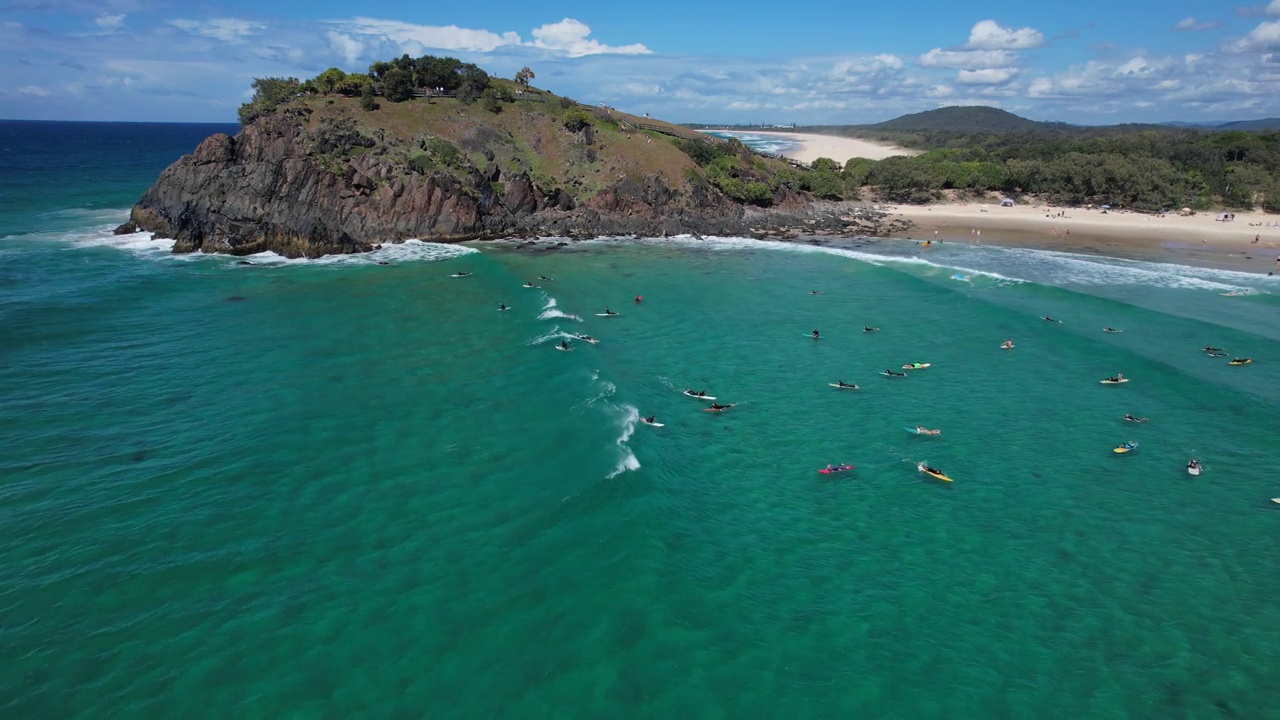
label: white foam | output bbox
[983,246,1273,292]
[606,404,641,479]
[538,308,583,322]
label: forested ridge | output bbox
[780,107,1280,212]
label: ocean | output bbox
[2,120,1279,718]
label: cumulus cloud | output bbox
[168,18,265,43]
[529,19,650,56]
[1229,19,1280,51]
[1174,17,1221,31]
[966,20,1044,50]
[19,85,51,97]
[919,48,1016,69]
[326,31,365,66]
[957,68,1019,85]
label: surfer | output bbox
[884,369,906,377]
[499,302,507,311]
[645,415,657,424]
[1187,458,1201,472]
[1122,413,1147,423]
[1001,339,1014,349]
[915,425,940,435]
[836,380,856,388]
[1203,345,1225,354]
[576,334,595,342]
[863,326,879,333]
[685,389,706,397]
[811,329,820,339]
[1104,373,1125,382]
[604,307,616,315]
[559,340,570,350]
[523,282,535,288]
[1042,315,1062,323]
[922,463,943,476]
[708,403,731,411]
[810,289,823,295]
[634,295,642,304]
[539,275,554,281]
[1104,327,1120,333]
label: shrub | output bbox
[563,107,592,132]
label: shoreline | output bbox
[705,130,917,164]
[886,201,1280,276]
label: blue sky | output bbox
[3,0,1280,124]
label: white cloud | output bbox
[919,48,1016,69]
[326,31,364,66]
[341,17,520,52]
[1114,57,1151,75]
[1270,1,1280,16]
[956,67,1019,85]
[94,14,124,31]
[529,19,650,56]
[168,18,265,43]
[18,85,51,97]
[966,20,1044,50]
[1174,17,1221,31]
[1229,20,1280,51]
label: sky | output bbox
[3,0,1280,125]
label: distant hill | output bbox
[868,106,1059,134]
[1215,118,1280,132]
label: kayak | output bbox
[1100,378,1130,384]
[640,419,665,428]
[682,390,716,401]
[917,462,953,482]
[818,464,855,475]
[880,371,907,378]
[829,383,859,390]
[1229,358,1252,365]
[902,363,931,370]
[1113,442,1138,454]
[704,404,734,413]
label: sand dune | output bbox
[752,131,917,164]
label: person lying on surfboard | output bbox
[1104,373,1125,382]
[922,464,943,476]
[836,380,856,388]
[645,415,657,424]
[915,425,941,435]
[604,307,616,315]
[811,329,820,338]
[884,369,906,377]
[499,303,507,311]
[707,403,731,411]
[863,326,879,332]
[1122,413,1147,422]
[1187,459,1201,471]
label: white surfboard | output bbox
[682,391,716,400]
[641,420,665,427]
[829,383,859,390]
[1100,378,1130,384]
[554,345,573,352]
[595,312,620,317]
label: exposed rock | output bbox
[120,111,906,258]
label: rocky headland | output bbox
[119,65,908,257]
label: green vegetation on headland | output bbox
[123,55,905,258]
[792,107,1280,212]
[234,54,834,209]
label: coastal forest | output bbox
[800,107,1280,212]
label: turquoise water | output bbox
[3,123,1280,718]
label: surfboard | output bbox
[595,313,620,317]
[902,363,931,370]
[1104,328,1123,333]
[863,328,880,333]
[450,273,471,278]
[905,427,939,435]
[641,419,664,427]
[554,346,573,352]
[682,391,716,401]
[703,404,734,413]
[522,284,540,289]
[880,371,906,378]
[829,383,859,390]
[817,465,854,474]
[1229,358,1252,365]
[1001,343,1014,349]
[1100,378,1130,384]
[1272,498,1280,505]
[497,307,510,312]
[1187,464,1201,476]
[1113,444,1137,454]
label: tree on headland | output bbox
[315,68,347,95]
[515,67,535,88]
[238,77,302,124]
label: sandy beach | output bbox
[713,130,916,164]
[888,201,1280,274]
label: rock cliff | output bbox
[120,103,905,257]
